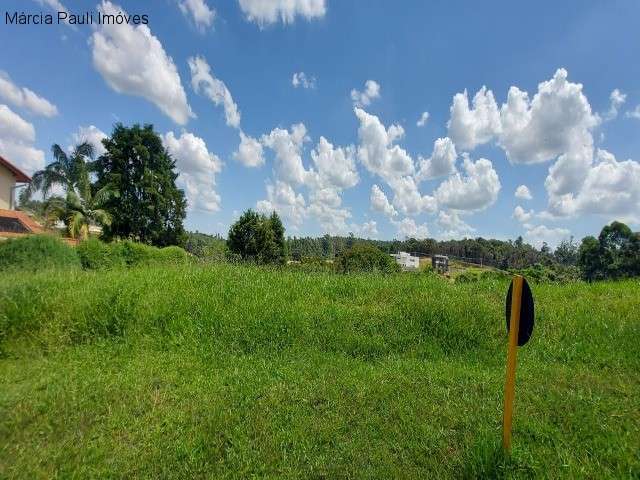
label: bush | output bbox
[77,237,125,270]
[287,256,334,273]
[77,239,189,270]
[111,240,156,267]
[0,235,80,272]
[335,244,400,274]
[156,246,190,264]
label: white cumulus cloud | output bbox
[354,107,413,181]
[261,123,310,185]
[0,104,45,174]
[308,137,358,190]
[178,0,216,32]
[626,105,640,120]
[355,220,378,238]
[189,55,241,129]
[257,180,307,227]
[292,72,316,89]
[70,125,108,157]
[0,71,58,117]
[351,80,381,108]
[434,155,501,211]
[387,175,437,216]
[515,184,532,200]
[393,217,429,239]
[91,1,193,125]
[499,69,599,166]
[305,137,359,233]
[234,131,264,167]
[603,88,626,121]
[524,224,571,249]
[416,111,430,127]
[546,149,640,222]
[162,131,223,212]
[417,136,457,181]
[437,210,475,239]
[447,86,501,151]
[238,0,326,26]
[513,205,534,223]
[370,184,397,217]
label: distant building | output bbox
[0,155,45,240]
[391,251,420,270]
[0,155,30,210]
[432,254,449,273]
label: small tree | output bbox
[227,210,286,264]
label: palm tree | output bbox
[25,142,95,199]
[66,179,117,241]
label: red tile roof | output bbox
[0,209,43,234]
[0,155,31,183]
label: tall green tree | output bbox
[599,221,635,278]
[578,236,603,281]
[268,211,287,263]
[94,124,187,246]
[227,209,286,264]
[554,236,579,266]
[578,221,640,280]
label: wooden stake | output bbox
[502,274,523,452]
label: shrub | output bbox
[0,235,80,272]
[111,240,156,266]
[335,244,400,274]
[287,256,334,273]
[77,239,190,270]
[77,237,125,270]
[157,246,190,264]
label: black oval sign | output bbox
[505,278,535,346]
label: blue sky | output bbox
[1,0,639,246]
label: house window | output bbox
[0,217,29,233]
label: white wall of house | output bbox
[391,251,420,269]
[0,163,16,210]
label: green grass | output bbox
[0,234,80,272]
[1,264,639,478]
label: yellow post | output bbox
[502,274,523,452]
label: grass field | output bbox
[1,264,639,478]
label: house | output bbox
[432,254,449,273]
[0,155,31,210]
[391,251,420,270]
[0,155,43,239]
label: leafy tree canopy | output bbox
[579,221,640,280]
[94,124,187,247]
[227,209,286,264]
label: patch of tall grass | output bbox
[0,234,80,272]
[0,264,638,478]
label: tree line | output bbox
[287,234,562,269]
[18,122,638,282]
